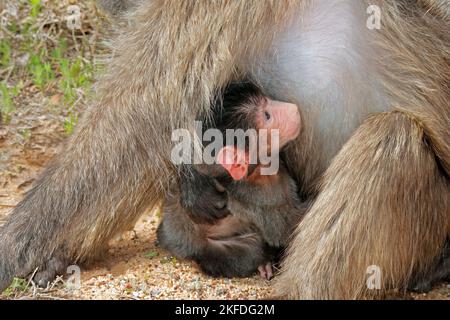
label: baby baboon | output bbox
[0,1,449,299]
[158,81,304,279]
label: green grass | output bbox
[20,128,31,140]
[28,52,55,90]
[63,113,78,135]
[0,39,12,67]
[1,278,28,297]
[144,251,160,259]
[0,81,20,124]
[0,0,100,133]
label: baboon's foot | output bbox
[32,255,70,288]
[408,250,450,293]
[408,279,433,293]
[258,262,274,280]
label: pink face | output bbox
[255,97,301,153]
[217,97,301,181]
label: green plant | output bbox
[0,39,12,68]
[29,0,42,19]
[28,51,56,90]
[0,81,18,123]
[63,113,78,135]
[1,0,99,131]
[1,278,28,297]
[20,128,31,140]
[144,251,159,259]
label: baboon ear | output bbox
[216,146,249,181]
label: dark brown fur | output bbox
[158,164,304,278]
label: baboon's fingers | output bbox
[275,111,450,299]
[180,170,231,224]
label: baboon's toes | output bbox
[258,262,274,280]
[32,256,69,288]
[408,280,433,293]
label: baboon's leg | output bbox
[0,1,299,292]
[275,111,450,299]
[194,238,268,279]
[0,146,164,289]
[409,240,450,292]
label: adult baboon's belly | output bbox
[252,0,390,166]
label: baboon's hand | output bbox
[180,169,230,224]
[188,183,230,224]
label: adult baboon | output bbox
[0,0,449,299]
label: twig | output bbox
[26,267,39,289]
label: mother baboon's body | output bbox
[0,0,449,299]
